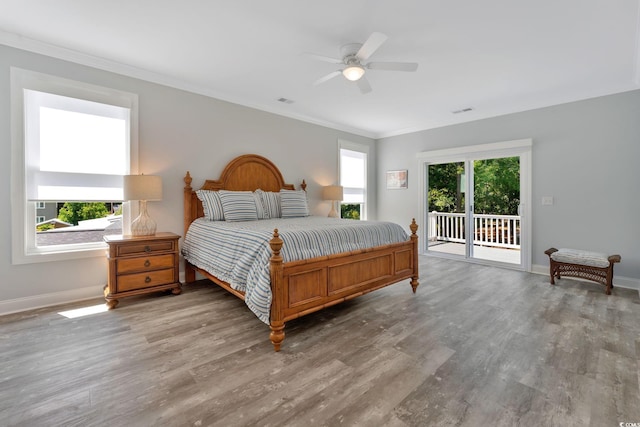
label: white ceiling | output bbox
[2,1,640,138]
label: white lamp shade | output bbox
[323,185,344,201]
[123,175,163,201]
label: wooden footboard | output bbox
[268,220,419,351]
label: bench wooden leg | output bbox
[545,248,558,285]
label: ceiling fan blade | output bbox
[367,61,419,72]
[356,76,372,94]
[304,53,343,64]
[313,70,342,86]
[356,32,388,61]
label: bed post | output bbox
[269,229,285,352]
[183,171,196,283]
[410,218,419,293]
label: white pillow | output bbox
[253,191,267,219]
[255,189,281,218]
[195,190,224,221]
[218,190,259,222]
[280,189,309,218]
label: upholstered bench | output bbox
[544,248,621,295]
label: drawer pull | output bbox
[144,260,151,267]
[145,276,151,283]
[144,246,151,253]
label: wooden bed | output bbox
[183,154,419,351]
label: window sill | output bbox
[12,244,107,265]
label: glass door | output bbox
[426,156,523,268]
[427,161,467,257]
[470,156,521,265]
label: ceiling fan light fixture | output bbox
[309,32,417,93]
[342,65,365,81]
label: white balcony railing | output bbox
[428,211,521,249]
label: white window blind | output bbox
[25,89,129,201]
[340,148,366,204]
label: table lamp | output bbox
[123,174,163,236]
[322,185,344,218]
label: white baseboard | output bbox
[1,272,189,316]
[1,268,635,317]
[0,285,104,316]
[531,264,640,291]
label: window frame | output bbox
[338,140,369,220]
[10,68,139,264]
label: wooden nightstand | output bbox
[104,232,182,309]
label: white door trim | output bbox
[417,139,532,271]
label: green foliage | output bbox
[428,157,519,215]
[114,204,123,215]
[58,202,109,225]
[36,223,55,231]
[428,188,455,212]
[341,204,361,220]
[428,162,465,212]
[473,157,520,215]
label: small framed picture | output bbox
[386,170,408,189]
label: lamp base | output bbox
[327,201,339,218]
[131,200,157,236]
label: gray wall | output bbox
[377,90,640,281]
[0,44,375,313]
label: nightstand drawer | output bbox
[117,268,176,292]
[115,240,176,257]
[117,254,175,274]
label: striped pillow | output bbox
[196,190,225,221]
[218,190,259,222]
[280,189,309,218]
[253,191,267,219]
[255,189,281,218]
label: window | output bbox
[339,141,369,220]
[11,68,138,264]
[36,216,46,223]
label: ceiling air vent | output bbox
[452,107,473,114]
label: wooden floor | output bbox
[1,257,639,426]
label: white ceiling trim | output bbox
[0,30,377,139]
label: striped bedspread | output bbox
[182,217,409,324]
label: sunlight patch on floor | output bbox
[58,304,108,319]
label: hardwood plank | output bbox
[0,257,638,426]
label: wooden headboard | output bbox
[183,154,302,237]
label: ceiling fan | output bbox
[307,32,418,94]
